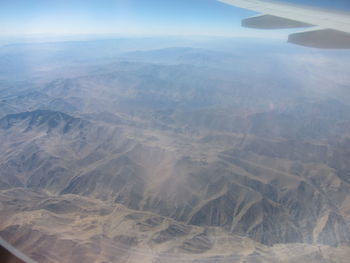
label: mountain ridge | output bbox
[0,109,87,133]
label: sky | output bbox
[0,0,349,37]
[0,0,253,37]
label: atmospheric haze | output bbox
[1,0,350,263]
[0,36,350,262]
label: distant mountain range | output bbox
[0,38,350,263]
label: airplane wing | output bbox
[218,0,350,49]
[0,237,37,263]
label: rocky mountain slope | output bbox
[1,38,350,262]
[0,107,349,251]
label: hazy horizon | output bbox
[1,1,350,263]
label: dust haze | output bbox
[0,37,350,262]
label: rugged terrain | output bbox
[0,37,350,262]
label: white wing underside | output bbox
[218,0,350,48]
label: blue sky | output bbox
[0,0,253,36]
[0,0,349,37]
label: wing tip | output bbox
[242,14,314,29]
[288,29,350,49]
